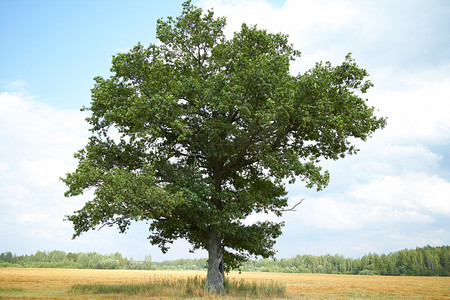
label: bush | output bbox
[0,261,10,268]
[99,259,120,269]
[358,269,378,275]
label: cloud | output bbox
[299,141,450,230]
[370,76,450,143]
[0,91,89,243]
[6,80,28,90]
[199,0,360,35]
[0,91,88,184]
[344,142,443,181]
[350,172,450,216]
[292,193,436,232]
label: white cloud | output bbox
[199,0,359,35]
[0,91,89,242]
[370,77,450,143]
[383,229,450,252]
[299,144,450,229]
[0,162,9,171]
[300,196,361,230]
[7,80,28,90]
[0,184,33,207]
[17,212,49,224]
[349,142,443,178]
[292,193,436,232]
[350,172,450,216]
[20,158,70,188]
[0,91,88,186]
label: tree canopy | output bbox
[62,1,386,293]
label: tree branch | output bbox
[222,118,262,174]
[257,198,305,213]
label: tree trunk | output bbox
[205,229,225,294]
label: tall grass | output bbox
[70,276,287,298]
[225,278,286,298]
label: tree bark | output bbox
[205,229,225,294]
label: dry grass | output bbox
[245,272,450,299]
[0,267,449,299]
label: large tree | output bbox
[62,1,386,293]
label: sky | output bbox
[1,0,449,262]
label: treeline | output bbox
[1,245,448,276]
[0,251,152,270]
[240,245,449,276]
[153,258,208,270]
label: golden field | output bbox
[0,267,449,299]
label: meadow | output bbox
[0,267,449,299]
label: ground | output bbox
[0,268,449,299]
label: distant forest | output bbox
[1,245,448,276]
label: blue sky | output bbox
[1,0,449,261]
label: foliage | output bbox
[0,250,150,270]
[1,245,448,276]
[238,245,450,276]
[358,269,378,275]
[152,258,208,270]
[61,0,386,279]
[153,245,450,276]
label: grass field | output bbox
[0,268,449,299]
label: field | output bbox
[0,268,449,299]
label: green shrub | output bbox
[358,269,379,275]
[0,261,10,268]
